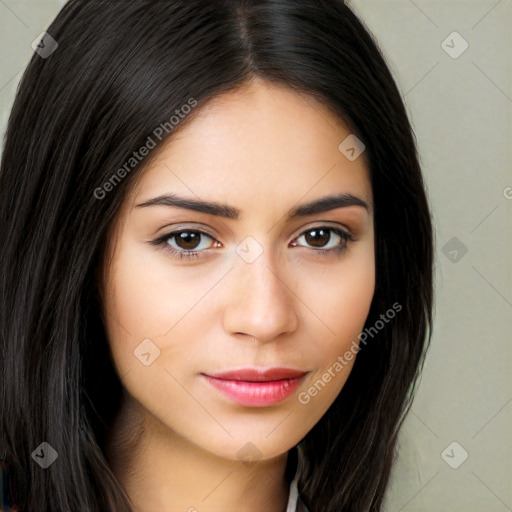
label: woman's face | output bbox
[102,78,375,462]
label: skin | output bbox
[101,77,375,512]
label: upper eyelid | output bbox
[158,219,355,235]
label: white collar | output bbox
[285,462,309,512]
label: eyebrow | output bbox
[135,192,371,220]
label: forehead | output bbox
[129,79,372,212]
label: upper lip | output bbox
[203,367,307,382]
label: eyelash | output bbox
[150,226,356,261]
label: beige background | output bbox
[1,1,511,511]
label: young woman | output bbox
[0,1,434,511]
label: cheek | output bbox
[301,245,375,396]
[103,239,208,340]
[312,247,375,345]
[102,238,229,381]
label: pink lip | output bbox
[201,367,307,407]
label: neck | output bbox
[105,395,290,512]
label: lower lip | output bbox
[202,374,304,407]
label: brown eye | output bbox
[295,227,352,252]
[303,228,332,248]
[171,231,206,251]
[149,229,219,261]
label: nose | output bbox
[222,248,299,343]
